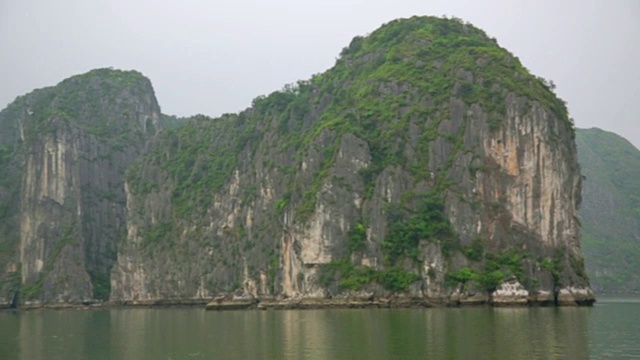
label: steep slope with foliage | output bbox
[112,16,592,306]
[577,128,640,293]
[0,69,162,306]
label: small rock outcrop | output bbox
[491,279,528,306]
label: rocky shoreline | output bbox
[1,293,595,312]
[203,292,595,310]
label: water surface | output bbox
[0,297,637,359]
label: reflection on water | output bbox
[0,299,637,359]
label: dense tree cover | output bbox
[383,192,454,264]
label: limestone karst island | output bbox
[0,16,596,309]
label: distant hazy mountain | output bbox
[577,128,640,294]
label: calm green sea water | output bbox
[0,297,638,359]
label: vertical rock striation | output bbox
[0,69,161,305]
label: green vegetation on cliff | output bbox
[11,69,153,144]
[577,128,640,293]
[383,192,455,263]
[447,250,526,292]
[318,260,421,292]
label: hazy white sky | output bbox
[1,0,638,147]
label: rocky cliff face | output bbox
[110,17,593,306]
[0,69,161,306]
[0,17,594,307]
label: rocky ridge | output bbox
[0,16,594,308]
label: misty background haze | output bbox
[1,0,638,147]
